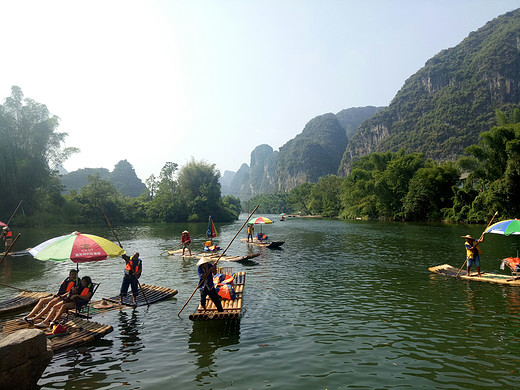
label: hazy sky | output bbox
[1,1,518,181]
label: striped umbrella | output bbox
[29,232,125,264]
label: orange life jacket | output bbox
[3,230,12,239]
[125,258,141,275]
[80,284,92,297]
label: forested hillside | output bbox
[227,107,382,198]
[339,8,520,175]
[61,160,146,197]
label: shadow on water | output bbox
[188,320,241,383]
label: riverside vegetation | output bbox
[1,84,518,226]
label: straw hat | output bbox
[197,256,214,266]
[182,230,189,234]
[93,299,114,309]
[461,234,473,240]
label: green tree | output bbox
[0,86,77,217]
[403,161,460,221]
[288,183,315,215]
[309,175,344,217]
[177,159,222,221]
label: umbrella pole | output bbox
[98,206,150,307]
[456,211,498,277]
[177,205,259,317]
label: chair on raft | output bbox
[501,258,520,280]
[65,282,100,320]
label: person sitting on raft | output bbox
[257,232,268,243]
[21,269,80,324]
[197,257,223,312]
[204,241,220,252]
[34,276,95,328]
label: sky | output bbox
[1,0,519,181]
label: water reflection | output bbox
[188,320,241,383]
[117,309,143,357]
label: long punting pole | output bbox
[98,206,150,306]
[0,233,21,266]
[456,211,498,277]
[6,200,23,226]
[177,205,259,317]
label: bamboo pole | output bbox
[0,282,29,292]
[177,205,259,316]
[456,211,498,277]
[6,200,23,226]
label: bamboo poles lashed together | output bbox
[98,206,150,307]
[456,211,498,277]
[159,242,183,256]
[177,204,259,317]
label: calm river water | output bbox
[1,215,520,389]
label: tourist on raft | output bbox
[197,256,223,312]
[120,252,142,306]
[21,269,80,324]
[181,230,192,256]
[247,224,254,242]
[33,276,95,328]
[2,226,13,252]
[462,234,485,277]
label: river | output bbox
[1,215,520,389]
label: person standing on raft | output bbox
[462,234,485,277]
[2,226,13,252]
[120,252,142,306]
[247,224,254,242]
[197,257,223,312]
[181,230,192,256]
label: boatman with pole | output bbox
[181,230,192,256]
[2,226,13,252]
[120,252,143,306]
[462,234,485,277]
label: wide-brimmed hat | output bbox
[461,234,474,239]
[182,230,189,234]
[93,299,114,309]
[196,256,214,266]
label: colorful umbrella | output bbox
[248,217,273,225]
[484,219,520,236]
[484,219,520,257]
[0,221,7,227]
[279,213,286,216]
[29,231,125,263]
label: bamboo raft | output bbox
[0,249,32,257]
[240,238,284,248]
[429,264,520,285]
[0,291,52,315]
[168,249,261,262]
[103,284,178,308]
[1,316,113,352]
[189,268,246,321]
